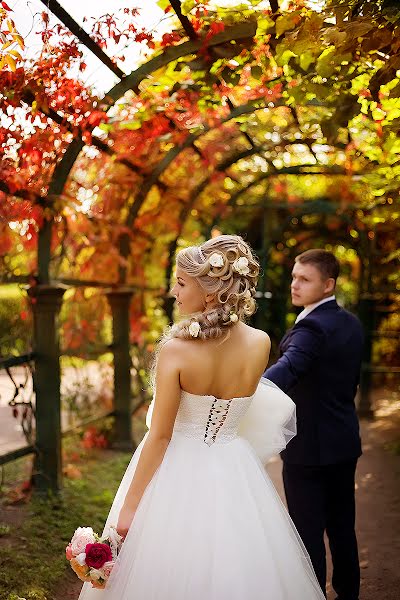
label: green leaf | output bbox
[299,52,315,72]
[255,15,274,37]
[98,123,113,133]
[276,13,300,38]
[120,121,142,130]
[276,47,297,67]
[372,107,386,121]
[180,0,196,17]
[316,47,336,78]
[156,0,170,10]
[305,83,332,100]
[251,65,263,79]
[228,71,241,86]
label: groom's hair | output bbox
[295,249,340,281]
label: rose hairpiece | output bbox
[208,252,224,268]
[232,256,250,275]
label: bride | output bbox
[77,235,324,599]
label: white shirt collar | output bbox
[295,295,336,324]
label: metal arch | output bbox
[223,166,359,212]
[210,168,363,231]
[2,100,333,209]
[120,133,366,283]
[45,21,258,204]
[39,139,85,283]
[39,22,257,282]
[38,14,344,283]
[123,100,278,229]
[160,159,365,288]
[121,99,341,230]
[169,164,360,234]
[105,22,256,102]
[169,0,197,39]
[117,146,262,282]
[163,177,358,313]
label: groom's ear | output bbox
[324,278,335,294]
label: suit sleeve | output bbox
[263,319,326,393]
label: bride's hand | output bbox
[116,504,136,540]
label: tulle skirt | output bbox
[77,431,324,599]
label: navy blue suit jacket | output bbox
[264,300,363,465]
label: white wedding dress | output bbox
[78,379,324,599]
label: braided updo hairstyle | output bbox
[164,235,260,343]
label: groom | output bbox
[263,249,363,600]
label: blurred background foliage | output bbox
[1,0,399,397]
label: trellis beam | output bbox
[169,0,198,40]
[107,22,257,101]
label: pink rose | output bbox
[85,543,112,569]
[65,544,73,561]
[100,561,115,580]
[70,527,96,556]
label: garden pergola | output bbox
[1,0,399,492]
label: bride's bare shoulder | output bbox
[159,337,197,358]
[240,323,271,347]
[159,338,186,352]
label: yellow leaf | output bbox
[5,53,16,71]
[13,33,24,49]
[276,13,300,38]
[8,50,21,60]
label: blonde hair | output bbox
[164,235,259,343]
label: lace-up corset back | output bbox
[173,391,254,445]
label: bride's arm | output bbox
[117,341,181,538]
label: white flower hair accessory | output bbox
[189,321,201,337]
[233,256,250,275]
[230,313,239,323]
[208,252,224,268]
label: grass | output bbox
[0,443,132,600]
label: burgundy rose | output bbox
[85,543,112,569]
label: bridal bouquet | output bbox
[66,525,123,589]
